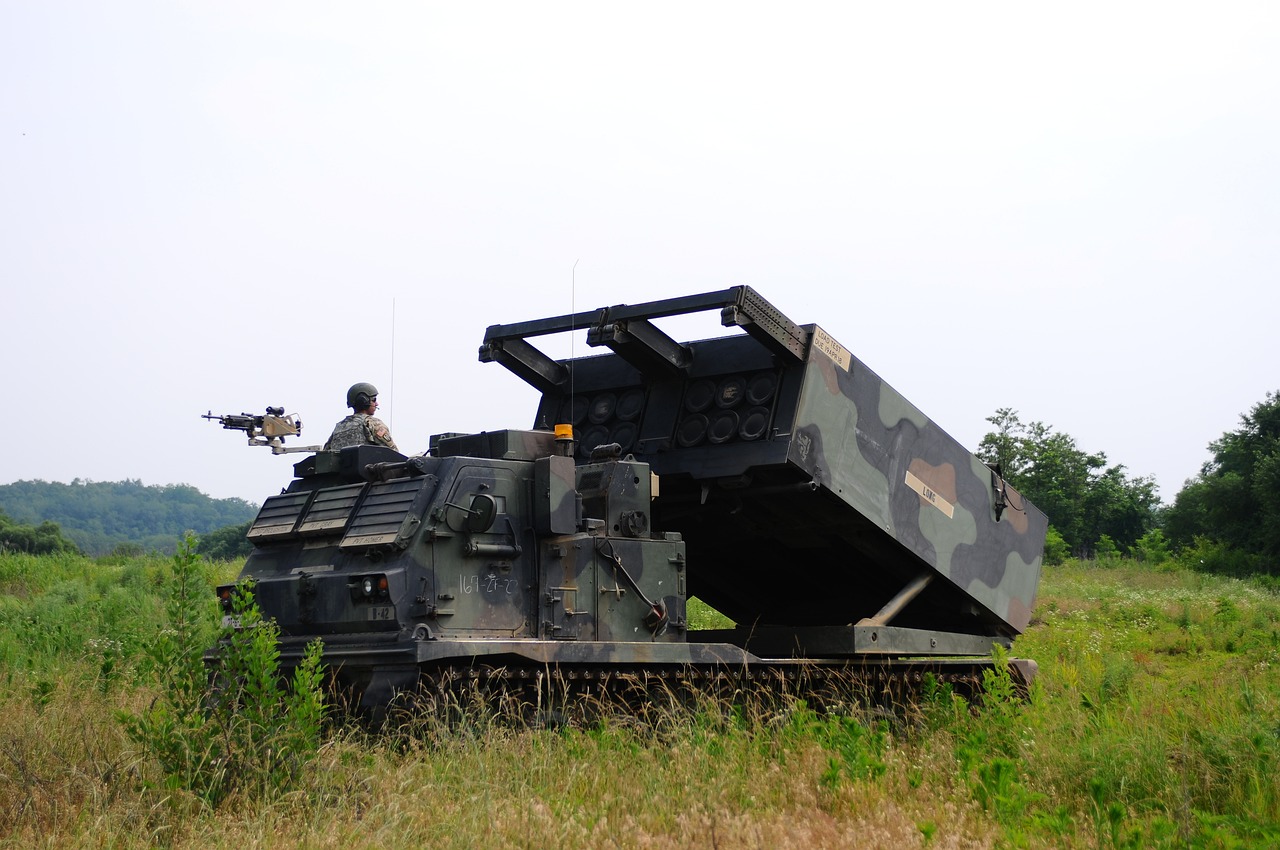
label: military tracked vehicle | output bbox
[214,287,1047,715]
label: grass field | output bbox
[0,548,1276,848]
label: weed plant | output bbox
[118,537,326,806]
[0,548,1277,848]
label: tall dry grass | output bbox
[0,549,1277,848]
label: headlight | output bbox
[216,584,236,613]
[349,574,390,603]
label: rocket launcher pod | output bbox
[480,286,1047,659]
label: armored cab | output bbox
[480,287,1048,661]
[223,287,1046,712]
[230,439,710,709]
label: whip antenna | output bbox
[570,260,578,404]
[389,297,396,429]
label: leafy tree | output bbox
[0,509,80,555]
[198,521,253,561]
[1084,465,1161,553]
[977,409,1160,558]
[980,407,1028,479]
[1165,391,1280,568]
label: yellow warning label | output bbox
[811,326,851,370]
[905,470,955,519]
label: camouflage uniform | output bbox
[324,413,399,452]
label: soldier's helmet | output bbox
[346,382,379,410]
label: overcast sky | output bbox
[3,2,1277,507]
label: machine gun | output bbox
[202,407,321,454]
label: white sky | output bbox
[3,2,1277,506]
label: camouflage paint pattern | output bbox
[789,326,1044,632]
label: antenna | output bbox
[389,297,396,429]
[571,260,579,407]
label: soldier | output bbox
[324,382,400,452]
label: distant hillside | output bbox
[0,479,258,556]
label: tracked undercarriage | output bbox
[312,653,1036,727]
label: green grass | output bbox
[0,550,1277,848]
[687,596,734,630]
[1009,561,1280,846]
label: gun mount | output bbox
[214,288,1047,717]
[202,407,321,454]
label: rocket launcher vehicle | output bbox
[221,286,1046,714]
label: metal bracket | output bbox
[478,337,570,394]
[479,286,810,389]
[719,286,808,361]
[587,317,691,377]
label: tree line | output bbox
[0,479,257,557]
[1162,391,1280,572]
[3,392,1277,574]
[979,390,1280,574]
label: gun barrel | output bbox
[202,412,257,430]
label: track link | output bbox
[381,657,1028,727]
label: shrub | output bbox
[118,535,325,805]
[0,511,79,556]
[1130,528,1172,565]
[1094,534,1121,565]
[1042,526,1070,566]
[197,521,253,561]
[1177,536,1262,576]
